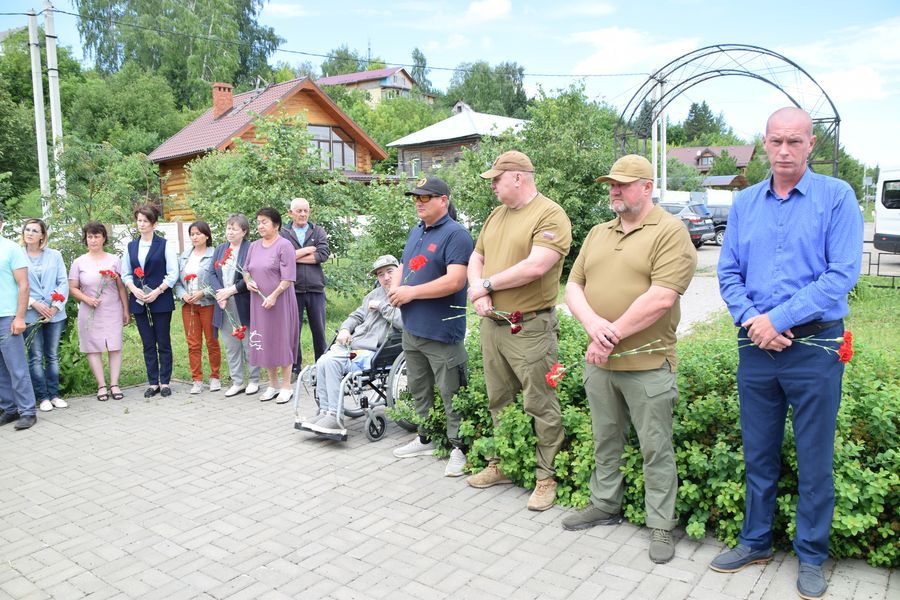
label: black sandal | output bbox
[97,386,109,401]
[110,385,124,400]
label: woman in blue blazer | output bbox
[121,204,177,397]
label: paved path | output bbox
[0,262,895,599]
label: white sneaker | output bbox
[445,448,467,477]
[224,384,244,397]
[299,412,326,430]
[39,399,53,412]
[208,378,221,392]
[310,413,344,434]
[245,382,260,395]
[51,397,68,408]
[190,381,203,394]
[393,436,435,459]
[259,387,278,402]
[275,388,293,404]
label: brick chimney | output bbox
[211,82,234,119]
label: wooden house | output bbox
[667,144,756,175]
[316,67,435,106]
[148,78,388,221]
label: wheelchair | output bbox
[292,328,416,442]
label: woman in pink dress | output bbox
[244,207,299,404]
[67,222,131,401]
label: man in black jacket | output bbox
[280,197,330,373]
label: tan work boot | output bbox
[527,478,557,511]
[466,463,513,488]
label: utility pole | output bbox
[27,10,51,219]
[659,80,667,201]
[44,1,66,200]
[651,82,658,198]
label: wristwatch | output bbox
[482,279,493,293]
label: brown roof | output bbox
[668,145,755,169]
[148,77,387,163]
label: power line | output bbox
[45,7,648,80]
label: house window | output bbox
[308,125,357,171]
[699,155,713,166]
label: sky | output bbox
[2,0,899,171]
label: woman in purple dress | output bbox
[68,222,131,401]
[244,207,299,404]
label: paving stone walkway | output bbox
[0,381,896,600]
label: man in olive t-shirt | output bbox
[466,150,572,512]
[562,155,696,565]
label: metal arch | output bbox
[614,43,841,176]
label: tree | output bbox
[666,158,703,192]
[0,28,84,108]
[708,150,738,176]
[444,61,529,118]
[744,141,769,186]
[683,101,722,143]
[446,84,618,269]
[410,47,432,93]
[320,44,385,77]
[72,0,282,108]
[186,112,354,255]
[0,80,38,208]
[65,62,196,155]
[633,100,654,139]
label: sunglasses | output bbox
[412,195,439,204]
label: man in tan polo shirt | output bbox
[466,150,572,511]
[562,154,696,564]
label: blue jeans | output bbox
[26,319,65,401]
[0,315,37,417]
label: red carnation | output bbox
[134,267,145,279]
[509,311,523,324]
[545,362,566,388]
[51,292,65,302]
[427,243,437,252]
[510,324,522,334]
[837,342,853,363]
[843,331,853,344]
[409,255,428,271]
[184,274,197,282]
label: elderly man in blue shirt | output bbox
[711,107,863,600]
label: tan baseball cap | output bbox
[595,154,653,183]
[479,150,534,179]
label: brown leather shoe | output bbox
[527,478,557,511]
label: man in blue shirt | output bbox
[0,210,38,430]
[712,107,863,600]
[388,176,474,477]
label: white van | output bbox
[874,169,900,253]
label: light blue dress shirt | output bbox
[717,169,863,333]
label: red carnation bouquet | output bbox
[737,330,854,364]
[445,304,525,334]
[545,339,669,388]
[24,292,66,349]
[89,269,118,324]
[216,246,265,300]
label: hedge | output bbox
[391,313,899,568]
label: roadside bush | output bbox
[407,311,899,567]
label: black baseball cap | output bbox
[405,176,450,198]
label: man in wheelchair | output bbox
[300,255,403,435]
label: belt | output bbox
[791,319,841,338]
[488,307,553,325]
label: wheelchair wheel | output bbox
[341,372,366,419]
[365,415,386,441]
[386,353,417,432]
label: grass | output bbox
[679,275,898,359]
[110,289,366,388]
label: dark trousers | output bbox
[294,291,326,371]
[134,311,173,385]
[736,322,844,565]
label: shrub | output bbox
[408,311,899,567]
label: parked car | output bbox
[708,204,731,245]
[659,202,716,248]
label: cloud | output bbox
[265,3,314,18]
[464,0,511,22]
[569,27,699,75]
[556,3,616,17]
